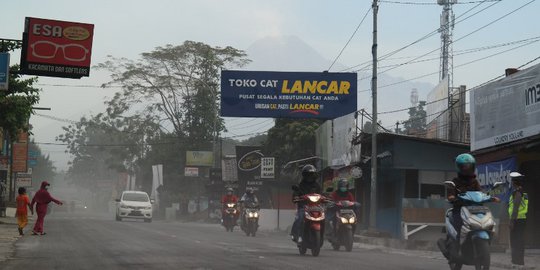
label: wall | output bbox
[392,139,468,171]
[258,209,296,231]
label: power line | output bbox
[35,83,121,89]
[327,6,372,71]
[379,0,501,5]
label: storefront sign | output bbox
[184,167,199,177]
[20,17,94,78]
[221,70,357,119]
[471,64,540,151]
[16,172,32,187]
[260,157,275,179]
[476,157,516,202]
[222,156,238,182]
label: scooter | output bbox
[438,181,503,270]
[222,203,238,232]
[327,200,358,252]
[292,185,327,257]
[241,202,260,237]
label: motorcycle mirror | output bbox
[444,181,456,188]
[492,182,504,190]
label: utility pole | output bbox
[369,0,379,231]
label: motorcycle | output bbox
[327,200,358,252]
[438,181,503,270]
[241,202,260,237]
[222,202,238,232]
[292,185,327,257]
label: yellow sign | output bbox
[186,151,214,167]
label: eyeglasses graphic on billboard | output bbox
[20,17,94,79]
[31,41,89,62]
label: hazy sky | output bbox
[2,0,539,169]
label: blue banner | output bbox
[0,53,9,90]
[221,70,357,119]
[476,157,516,203]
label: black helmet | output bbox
[301,164,317,183]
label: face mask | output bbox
[339,187,347,192]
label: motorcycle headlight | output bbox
[349,217,356,223]
[254,212,259,218]
[248,212,254,218]
[340,217,349,224]
[307,195,321,203]
[227,203,235,208]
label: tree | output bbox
[403,101,427,136]
[28,142,56,187]
[0,42,40,139]
[97,41,250,150]
[264,119,322,167]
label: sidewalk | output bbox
[354,234,538,269]
[0,208,24,263]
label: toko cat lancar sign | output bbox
[221,70,357,119]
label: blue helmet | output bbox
[455,153,476,175]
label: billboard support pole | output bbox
[369,0,379,232]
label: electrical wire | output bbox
[379,0,502,5]
[327,6,372,71]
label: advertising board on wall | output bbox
[186,151,214,167]
[476,157,516,203]
[471,64,540,151]
[222,156,238,182]
[260,157,275,179]
[221,70,357,119]
[184,167,199,177]
[12,132,29,173]
[16,172,32,188]
[20,17,94,78]
[0,53,9,90]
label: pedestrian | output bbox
[31,181,63,235]
[508,172,529,269]
[16,187,33,235]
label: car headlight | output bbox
[307,195,321,203]
[227,203,235,208]
[120,203,127,208]
[340,217,349,224]
[144,206,152,210]
[349,217,356,223]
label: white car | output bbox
[115,191,153,223]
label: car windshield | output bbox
[123,193,149,202]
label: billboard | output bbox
[471,64,540,151]
[236,146,264,190]
[0,53,9,90]
[186,151,214,167]
[16,173,32,188]
[426,78,449,140]
[20,17,94,78]
[260,157,275,179]
[12,132,28,173]
[476,157,516,203]
[222,156,238,182]
[221,70,357,119]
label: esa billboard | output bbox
[20,17,94,78]
[221,70,357,119]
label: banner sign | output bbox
[184,167,199,177]
[20,17,94,78]
[471,64,540,151]
[261,157,275,179]
[221,70,357,119]
[186,151,214,167]
[0,53,9,90]
[222,156,238,182]
[12,132,29,173]
[16,172,32,188]
[476,157,516,203]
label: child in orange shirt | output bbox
[16,187,33,235]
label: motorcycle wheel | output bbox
[474,239,490,270]
[449,262,462,270]
[332,243,340,251]
[344,229,354,252]
[250,222,257,237]
[311,231,321,257]
[299,244,307,255]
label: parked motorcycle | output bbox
[327,200,358,252]
[222,202,238,232]
[241,202,260,237]
[292,185,327,257]
[438,181,503,270]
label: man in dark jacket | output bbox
[291,164,321,243]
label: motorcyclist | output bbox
[221,188,239,219]
[291,164,321,243]
[328,179,357,239]
[443,153,499,257]
[239,188,260,228]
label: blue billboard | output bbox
[476,157,516,203]
[0,53,9,90]
[221,70,357,119]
